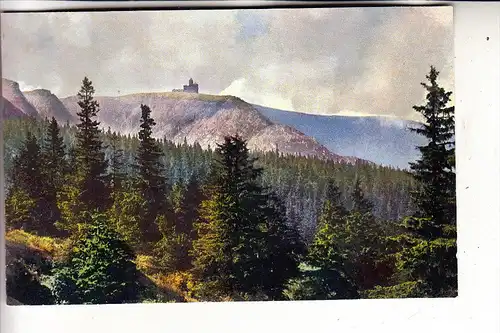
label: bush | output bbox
[52,213,142,304]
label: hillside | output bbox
[60,93,353,162]
[1,77,425,167]
[2,78,39,118]
[255,105,427,169]
[24,89,76,124]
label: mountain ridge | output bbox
[2,79,363,164]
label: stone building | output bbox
[172,78,199,93]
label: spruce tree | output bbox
[408,65,456,236]
[42,117,67,191]
[351,176,373,215]
[400,66,457,296]
[192,135,300,300]
[41,117,67,234]
[134,104,166,243]
[301,180,359,299]
[74,77,110,211]
[372,66,457,298]
[109,131,126,191]
[52,213,142,304]
[5,132,50,233]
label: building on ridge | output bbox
[172,78,199,93]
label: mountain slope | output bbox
[61,93,356,162]
[254,105,427,169]
[2,78,39,118]
[1,97,26,119]
[23,89,76,124]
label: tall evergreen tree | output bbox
[74,77,110,211]
[372,66,457,298]
[192,135,301,300]
[351,176,374,215]
[300,180,359,299]
[5,132,52,234]
[408,66,456,236]
[109,131,126,191]
[40,117,67,234]
[400,66,457,296]
[42,117,67,191]
[134,104,166,243]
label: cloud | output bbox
[1,7,453,120]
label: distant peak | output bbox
[24,88,53,95]
[2,78,20,88]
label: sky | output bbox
[1,6,453,121]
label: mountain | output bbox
[61,92,354,162]
[1,78,39,118]
[23,89,76,124]
[254,105,427,169]
[1,97,26,119]
[2,77,422,167]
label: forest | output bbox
[4,66,457,304]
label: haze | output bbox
[1,6,453,121]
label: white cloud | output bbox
[1,7,453,120]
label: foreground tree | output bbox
[134,104,166,243]
[290,180,358,300]
[74,76,110,211]
[41,117,67,235]
[5,132,54,234]
[52,213,141,304]
[191,135,302,300]
[372,66,457,298]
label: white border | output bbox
[1,2,499,333]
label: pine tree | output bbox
[134,104,166,243]
[260,194,305,300]
[371,66,457,298]
[408,65,456,237]
[192,135,299,300]
[40,117,67,234]
[74,77,110,211]
[42,117,67,191]
[52,213,142,304]
[351,176,374,215]
[109,131,126,191]
[300,180,359,299]
[399,66,457,296]
[5,132,50,233]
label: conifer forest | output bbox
[3,66,457,304]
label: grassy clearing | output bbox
[5,229,70,260]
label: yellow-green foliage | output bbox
[364,281,425,299]
[148,272,198,302]
[135,254,154,274]
[6,229,71,260]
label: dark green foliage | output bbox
[260,194,305,299]
[109,131,126,191]
[409,66,456,234]
[6,252,55,305]
[40,117,67,235]
[74,77,111,211]
[134,104,166,243]
[42,117,68,191]
[52,213,141,304]
[301,180,360,299]
[351,176,374,215]
[376,66,457,298]
[5,132,55,234]
[284,265,359,300]
[192,135,302,300]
